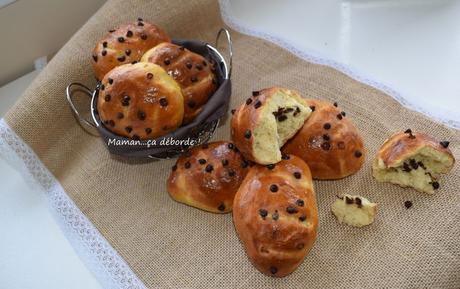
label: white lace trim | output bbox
[0,119,147,289]
[218,0,460,130]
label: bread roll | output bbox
[92,19,170,80]
[233,154,318,277]
[97,62,184,140]
[231,87,312,165]
[331,194,377,227]
[372,130,455,194]
[141,42,217,124]
[283,99,365,179]
[167,141,250,213]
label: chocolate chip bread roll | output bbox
[141,42,217,124]
[231,87,312,165]
[97,62,184,140]
[283,99,365,179]
[233,155,318,277]
[372,130,455,194]
[167,141,250,213]
[92,19,170,80]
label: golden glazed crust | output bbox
[97,62,184,140]
[92,19,170,80]
[282,99,365,179]
[232,155,318,277]
[167,141,250,213]
[141,42,217,123]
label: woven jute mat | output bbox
[5,0,460,288]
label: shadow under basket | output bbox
[67,28,232,160]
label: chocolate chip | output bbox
[125,126,132,133]
[205,164,213,173]
[293,172,301,179]
[199,159,206,165]
[116,112,124,119]
[231,109,236,114]
[355,197,362,208]
[202,60,207,66]
[245,98,253,105]
[228,169,236,177]
[104,94,111,101]
[404,128,416,139]
[118,36,125,43]
[323,123,331,130]
[296,199,304,207]
[172,164,177,171]
[137,21,144,26]
[296,243,305,250]
[254,101,262,109]
[418,161,426,170]
[131,61,138,64]
[117,55,126,62]
[138,111,146,120]
[270,184,278,192]
[272,210,279,221]
[354,150,362,158]
[286,206,298,214]
[345,196,354,204]
[432,181,440,190]
[187,100,196,108]
[341,111,346,116]
[403,163,411,172]
[122,95,130,106]
[259,209,268,218]
[145,128,152,134]
[252,91,260,96]
[196,64,203,70]
[191,76,198,82]
[140,33,147,40]
[337,141,345,150]
[218,203,225,211]
[404,201,413,209]
[337,114,343,120]
[125,48,131,56]
[299,214,306,222]
[185,62,192,69]
[270,266,278,275]
[92,55,98,62]
[221,159,228,166]
[108,78,113,84]
[284,108,294,113]
[101,50,107,56]
[241,160,249,168]
[281,153,290,160]
[184,161,191,169]
[333,102,338,107]
[277,114,288,122]
[102,41,108,48]
[227,143,234,150]
[126,30,133,37]
[321,142,331,151]
[266,164,275,170]
[109,29,115,33]
[146,73,153,79]
[410,159,418,169]
[309,105,315,112]
[108,120,115,127]
[440,141,450,148]
[244,130,251,139]
[164,58,171,65]
[323,134,330,141]
[159,97,168,107]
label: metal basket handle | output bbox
[65,82,99,136]
[216,28,233,78]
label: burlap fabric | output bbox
[5,0,460,288]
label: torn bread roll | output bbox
[331,194,377,227]
[231,87,312,165]
[372,130,455,194]
[233,155,318,277]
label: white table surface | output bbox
[1,1,459,288]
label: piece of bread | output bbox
[97,62,184,140]
[92,19,170,80]
[231,87,312,165]
[167,141,250,213]
[282,99,365,179]
[372,130,455,194]
[331,194,377,227]
[141,42,217,124]
[232,154,318,277]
